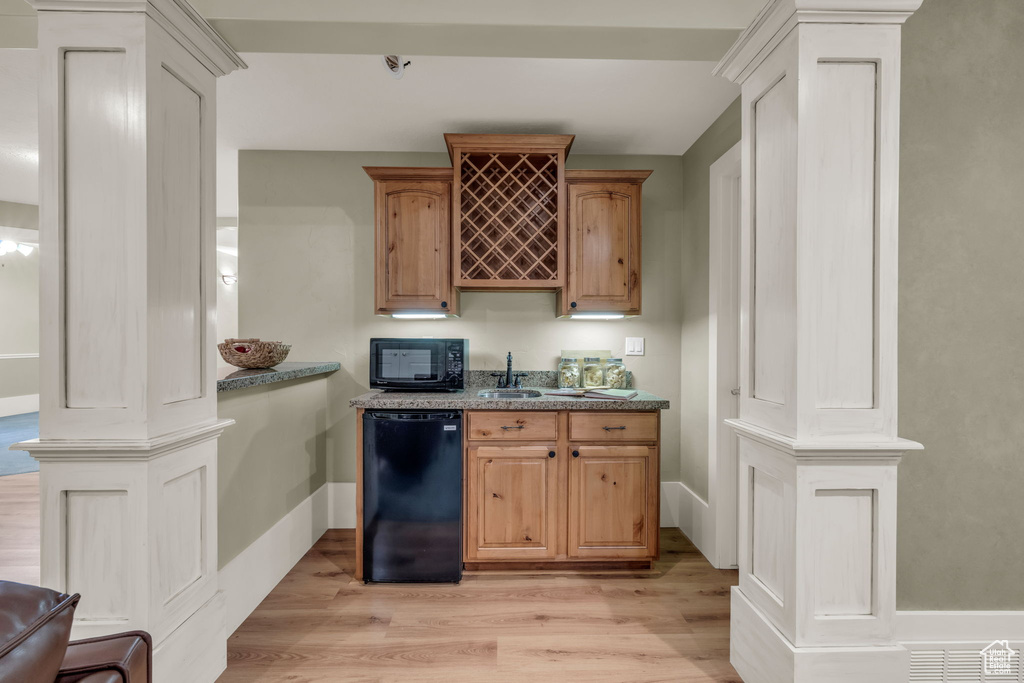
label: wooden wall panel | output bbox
[157,467,204,603]
[157,67,203,405]
[811,489,875,617]
[812,61,877,410]
[751,75,796,407]
[751,467,786,603]
[66,489,129,620]
[63,50,129,409]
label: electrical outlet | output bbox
[625,337,644,356]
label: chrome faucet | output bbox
[491,351,527,389]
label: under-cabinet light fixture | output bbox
[569,314,626,320]
[392,313,448,320]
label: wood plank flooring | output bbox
[220,529,740,683]
[0,474,739,681]
[0,471,40,586]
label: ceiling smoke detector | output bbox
[382,55,411,80]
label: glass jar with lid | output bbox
[583,357,605,388]
[605,358,626,389]
[558,358,581,388]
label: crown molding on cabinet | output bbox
[29,0,247,76]
[564,169,653,183]
[713,0,923,83]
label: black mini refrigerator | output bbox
[362,410,462,583]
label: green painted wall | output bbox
[217,375,330,568]
[673,0,1024,610]
[897,0,1024,610]
[237,150,687,485]
[678,98,741,501]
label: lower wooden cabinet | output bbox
[465,444,560,561]
[464,410,660,567]
[568,445,658,559]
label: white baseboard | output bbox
[329,481,356,528]
[219,483,329,635]
[660,481,681,527]
[732,587,909,683]
[897,611,1024,643]
[0,393,38,418]
[153,591,226,683]
[661,480,713,561]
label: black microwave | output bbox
[369,338,467,392]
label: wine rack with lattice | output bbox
[458,151,560,283]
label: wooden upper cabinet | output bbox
[560,170,651,317]
[446,134,574,290]
[364,167,457,315]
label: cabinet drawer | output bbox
[568,412,658,442]
[467,411,559,440]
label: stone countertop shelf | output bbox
[349,387,669,411]
[217,361,340,393]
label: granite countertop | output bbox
[349,387,669,411]
[217,361,340,393]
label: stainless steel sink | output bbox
[477,389,542,399]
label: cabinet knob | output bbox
[548,451,556,458]
[570,301,578,308]
[441,301,448,309]
[572,450,580,458]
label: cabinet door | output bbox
[568,445,657,558]
[373,178,454,314]
[564,182,641,315]
[466,445,560,561]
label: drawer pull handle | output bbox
[572,450,580,458]
[548,451,556,458]
[500,425,525,431]
[603,426,627,431]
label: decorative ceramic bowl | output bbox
[218,338,291,369]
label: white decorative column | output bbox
[20,2,245,681]
[714,2,922,681]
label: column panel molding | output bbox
[28,2,243,681]
[715,2,923,681]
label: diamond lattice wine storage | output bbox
[366,133,651,318]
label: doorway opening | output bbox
[706,141,741,569]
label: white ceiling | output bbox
[0,49,739,216]
[215,53,738,215]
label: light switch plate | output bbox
[625,337,644,356]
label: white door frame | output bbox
[706,141,741,569]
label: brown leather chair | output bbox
[0,581,151,683]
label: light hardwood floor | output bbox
[0,472,40,586]
[220,529,740,683]
[0,475,739,682]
